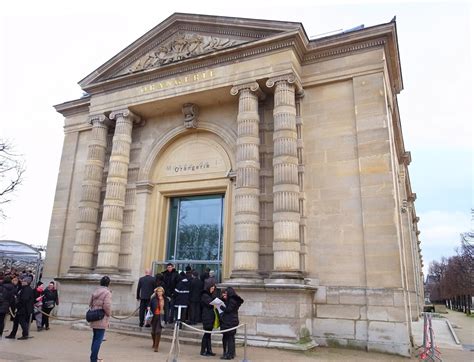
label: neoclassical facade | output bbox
[44,13,424,356]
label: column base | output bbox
[229,270,263,282]
[94,266,120,275]
[68,266,94,274]
[269,270,304,280]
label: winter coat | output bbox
[220,288,244,331]
[136,275,156,300]
[201,289,217,330]
[42,288,59,308]
[162,269,179,298]
[0,282,15,314]
[149,295,165,315]
[189,277,204,302]
[88,286,112,330]
[173,278,190,307]
[15,285,34,316]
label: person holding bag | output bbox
[88,276,112,362]
[148,286,165,352]
[200,281,217,357]
[41,281,59,330]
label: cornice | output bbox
[76,15,403,109]
[54,96,91,117]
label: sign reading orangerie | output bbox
[140,69,215,93]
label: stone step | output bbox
[107,321,233,346]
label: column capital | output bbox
[230,81,265,99]
[266,72,303,94]
[88,114,111,126]
[109,109,142,124]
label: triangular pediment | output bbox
[118,31,247,76]
[79,13,303,90]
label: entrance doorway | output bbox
[165,194,224,281]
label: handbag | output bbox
[145,309,153,325]
[44,300,55,309]
[86,308,105,322]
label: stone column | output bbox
[69,114,109,273]
[230,82,264,279]
[95,109,140,274]
[266,74,303,279]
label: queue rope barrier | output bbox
[166,321,248,362]
[7,305,141,323]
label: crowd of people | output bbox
[0,268,59,340]
[135,263,244,360]
[1,264,244,361]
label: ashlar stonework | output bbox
[45,13,423,357]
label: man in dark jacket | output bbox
[173,273,190,325]
[5,278,34,340]
[136,269,156,327]
[0,276,15,337]
[188,270,204,324]
[220,287,244,360]
[162,263,179,323]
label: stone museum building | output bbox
[44,13,424,356]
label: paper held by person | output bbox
[210,297,226,313]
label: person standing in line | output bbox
[200,281,217,357]
[89,276,112,362]
[162,263,179,323]
[0,276,15,338]
[32,281,45,331]
[188,270,204,325]
[136,269,156,327]
[173,272,190,326]
[41,281,59,330]
[220,287,244,360]
[5,277,34,340]
[148,286,165,352]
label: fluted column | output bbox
[69,114,109,273]
[95,109,140,274]
[230,82,264,280]
[266,74,303,279]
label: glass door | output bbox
[166,194,224,281]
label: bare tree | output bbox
[0,139,25,218]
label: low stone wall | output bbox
[313,286,411,356]
[55,275,135,318]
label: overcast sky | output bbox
[0,0,472,276]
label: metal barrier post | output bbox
[242,323,249,362]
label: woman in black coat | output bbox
[200,282,217,356]
[220,287,244,360]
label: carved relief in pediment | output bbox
[122,33,245,74]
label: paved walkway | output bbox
[411,309,473,361]
[0,320,411,362]
[1,310,472,361]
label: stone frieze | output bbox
[122,33,245,74]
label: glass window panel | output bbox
[166,194,224,266]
